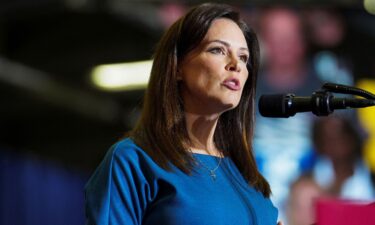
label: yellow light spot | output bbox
[91,60,153,91]
[357,79,375,172]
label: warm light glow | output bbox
[91,60,152,91]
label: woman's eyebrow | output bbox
[208,39,249,53]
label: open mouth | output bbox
[222,78,240,91]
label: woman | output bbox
[85,3,278,225]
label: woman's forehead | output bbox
[203,18,248,49]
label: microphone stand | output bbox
[308,83,375,116]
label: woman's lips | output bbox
[222,78,241,91]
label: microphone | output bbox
[258,92,375,118]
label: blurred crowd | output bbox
[251,6,375,225]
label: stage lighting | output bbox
[91,60,152,91]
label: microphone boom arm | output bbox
[258,83,375,118]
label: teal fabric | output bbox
[85,138,278,225]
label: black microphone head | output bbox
[258,94,290,118]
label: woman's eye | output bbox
[239,55,248,63]
[209,47,225,55]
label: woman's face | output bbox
[179,18,250,115]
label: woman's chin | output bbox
[217,101,240,113]
[184,97,241,115]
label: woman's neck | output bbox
[184,111,221,156]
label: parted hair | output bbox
[130,3,271,197]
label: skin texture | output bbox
[178,18,250,156]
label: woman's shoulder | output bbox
[111,138,140,154]
[107,138,150,164]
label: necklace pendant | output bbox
[209,170,217,181]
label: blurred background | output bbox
[0,0,374,225]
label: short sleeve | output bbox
[85,141,152,225]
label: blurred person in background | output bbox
[85,3,280,225]
[304,7,354,87]
[311,115,375,200]
[253,6,323,221]
[286,174,325,225]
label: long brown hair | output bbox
[130,3,271,197]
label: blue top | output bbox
[85,138,278,225]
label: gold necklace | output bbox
[190,147,223,181]
[195,156,222,181]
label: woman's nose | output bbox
[225,57,241,72]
